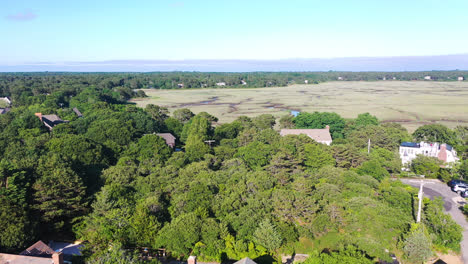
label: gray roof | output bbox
[233,257,257,264]
[73,107,83,117]
[20,240,55,257]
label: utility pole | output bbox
[416,175,426,223]
[417,180,424,223]
[367,138,371,154]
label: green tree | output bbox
[0,196,34,252]
[303,143,336,171]
[411,155,442,178]
[157,212,202,256]
[252,114,276,130]
[356,160,390,181]
[403,224,433,264]
[33,155,86,232]
[423,197,463,251]
[279,115,294,129]
[185,115,212,162]
[413,124,457,146]
[173,108,195,123]
[253,219,282,251]
[294,112,345,138]
[123,134,172,165]
[145,104,169,122]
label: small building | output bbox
[0,240,64,264]
[399,141,459,165]
[72,107,83,118]
[458,76,464,81]
[0,96,11,105]
[35,113,68,131]
[177,83,184,88]
[241,80,247,85]
[280,126,333,145]
[0,107,10,115]
[424,76,431,80]
[157,133,176,148]
[216,82,226,86]
[382,77,386,81]
[337,76,343,80]
[304,80,309,84]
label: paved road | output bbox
[400,178,468,264]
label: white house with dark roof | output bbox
[280,125,332,145]
[399,141,459,165]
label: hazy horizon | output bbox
[2,54,468,72]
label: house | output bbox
[458,76,464,81]
[0,108,10,115]
[280,126,333,145]
[157,133,176,148]
[72,107,83,118]
[0,240,64,264]
[177,83,184,88]
[0,96,11,105]
[35,113,68,130]
[241,80,247,85]
[424,76,431,80]
[234,257,257,264]
[337,77,343,80]
[399,141,459,165]
[216,82,226,86]
[304,80,309,84]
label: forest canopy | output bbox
[0,73,466,264]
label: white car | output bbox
[452,184,468,194]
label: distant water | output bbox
[1,54,468,72]
[291,111,300,117]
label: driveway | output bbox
[400,178,468,264]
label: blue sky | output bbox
[1,0,468,66]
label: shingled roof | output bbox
[157,133,176,148]
[20,240,55,258]
[233,257,257,264]
[280,126,332,144]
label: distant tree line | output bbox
[1,71,468,98]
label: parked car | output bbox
[461,190,468,198]
[452,183,468,193]
[448,179,467,187]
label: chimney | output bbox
[52,252,63,264]
[325,125,330,130]
[188,256,197,264]
[35,112,43,121]
[438,144,447,163]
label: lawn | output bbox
[130,81,468,132]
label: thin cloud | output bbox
[6,10,37,21]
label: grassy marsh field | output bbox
[131,81,468,131]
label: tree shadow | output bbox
[254,254,277,264]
